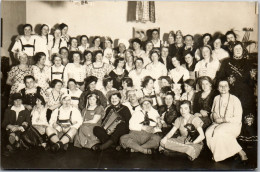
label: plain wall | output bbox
[25,1,258,46]
[1,1,26,57]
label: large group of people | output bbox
[2,23,257,164]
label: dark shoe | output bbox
[50,143,60,153]
[91,144,101,151]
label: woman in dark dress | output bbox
[109,57,128,90]
[193,76,217,130]
[218,41,257,143]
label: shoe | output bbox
[50,143,60,153]
[91,144,101,151]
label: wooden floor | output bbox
[1,142,257,170]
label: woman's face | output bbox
[61,27,68,35]
[146,43,153,52]
[165,95,174,106]
[168,35,175,44]
[94,38,101,47]
[146,79,154,89]
[39,56,46,65]
[176,35,183,44]
[151,53,159,62]
[36,99,43,107]
[14,99,22,107]
[119,43,126,53]
[54,57,62,67]
[88,96,97,106]
[68,81,76,90]
[171,57,180,67]
[184,83,192,93]
[19,54,28,64]
[142,101,152,112]
[110,95,120,106]
[54,30,61,38]
[202,47,211,59]
[161,79,170,87]
[161,48,169,57]
[135,60,143,69]
[71,39,78,48]
[106,80,113,89]
[54,82,62,91]
[185,36,193,46]
[24,26,32,36]
[184,54,193,64]
[133,42,140,50]
[62,97,71,107]
[117,60,125,68]
[180,103,190,116]
[25,78,35,89]
[218,81,230,95]
[203,35,210,45]
[73,54,81,64]
[60,49,68,58]
[95,53,103,62]
[213,39,222,49]
[41,26,49,36]
[227,34,236,42]
[152,31,159,40]
[126,52,133,62]
[89,81,96,91]
[105,40,112,49]
[81,37,88,46]
[85,53,92,62]
[201,80,212,92]
[122,81,127,89]
[233,44,243,58]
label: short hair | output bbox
[104,37,113,44]
[59,23,68,30]
[202,33,212,40]
[83,50,94,62]
[225,30,237,39]
[165,90,175,99]
[34,52,46,63]
[86,93,101,106]
[180,100,192,112]
[40,24,49,34]
[232,41,247,57]
[125,49,134,57]
[18,52,28,60]
[103,75,113,87]
[141,76,155,88]
[171,55,181,63]
[24,75,35,83]
[51,53,62,64]
[161,86,172,95]
[108,92,122,103]
[85,76,98,90]
[158,76,172,84]
[23,24,33,31]
[80,35,89,43]
[50,79,63,88]
[67,78,77,86]
[70,51,83,62]
[183,49,194,58]
[35,95,46,106]
[149,49,160,60]
[135,57,144,64]
[184,34,194,40]
[122,77,133,87]
[131,38,142,46]
[152,29,159,34]
[92,36,101,44]
[70,37,78,44]
[114,57,125,68]
[198,76,213,89]
[217,78,230,88]
[184,79,195,89]
[59,47,69,54]
[93,50,104,61]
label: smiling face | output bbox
[73,53,81,64]
[105,40,112,49]
[81,37,88,46]
[85,53,92,62]
[68,81,76,90]
[60,49,68,58]
[227,34,236,43]
[151,52,159,62]
[106,80,113,90]
[133,42,141,50]
[146,42,154,52]
[171,57,180,67]
[165,94,174,107]
[71,39,78,48]
[54,29,61,38]
[135,59,143,69]
[184,83,192,93]
[24,26,32,36]
[201,79,212,92]
[95,53,103,62]
[88,96,97,106]
[36,98,43,107]
[19,54,28,64]
[218,81,230,95]
[117,60,125,68]
[61,26,68,35]
[142,101,152,112]
[94,38,101,47]
[161,47,169,57]
[38,55,46,65]
[14,99,22,107]
[110,95,120,106]
[161,78,170,87]
[184,54,193,64]
[128,91,138,104]
[146,79,154,89]
[185,36,193,46]
[203,35,210,45]
[54,82,62,92]
[119,43,126,53]
[54,56,62,67]
[168,35,175,44]
[62,97,71,107]
[202,47,211,60]
[213,38,222,49]
[176,35,183,44]
[25,78,35,89]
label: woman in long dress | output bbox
[74,93,105,149]
[205,79,248,162]
[160,100,205,161]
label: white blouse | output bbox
[194,59,220,79]
[63,63,87,86]
[168,66,190,84]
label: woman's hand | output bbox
[200,110,208,117]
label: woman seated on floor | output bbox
[205,79,248,162]
[92,90,131,151]
[46,95,83,152]
[160,100,205,161]
[120,97,162,154]
[2,93,31,154]
[74,93,105,149]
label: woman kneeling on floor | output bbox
[160,100,205,161]
[120,97,162,154]
[46,95,83,152]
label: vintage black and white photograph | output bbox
[0,0,258,170]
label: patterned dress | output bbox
[8,65,32,94]
[86,63,114,89]
[32,65,50,91]
[74,106,105,148]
